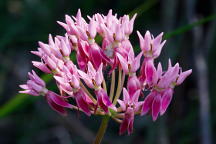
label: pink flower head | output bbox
[20,9,192,136]
[137,31,166,59]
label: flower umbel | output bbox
[19,9,192,136]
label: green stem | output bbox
[93,115,110,144]
[109,71,116,101]
[113,69,123,105]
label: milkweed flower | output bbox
[19,9,192,135]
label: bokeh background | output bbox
[0,0,216,144]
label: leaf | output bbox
[164,13,216,39]
[129,0,158,18]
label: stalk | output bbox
[113,69,123,105]
[102,80,107,92]
[93,115,110,144]
[109,71,116,101]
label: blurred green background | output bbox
[0,0,216,143]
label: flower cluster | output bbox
[19,9,192,135]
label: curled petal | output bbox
[141,91,156,115]
[96,89,116,113]
[74,90,92,116]
[177,69,192,85]
[117,53,129,74]
[45,93,67,116]
[160,88,173,115]
[119,107,134,135]
[89,44,102,69]
[152,94,161,121]
[47,91,72,108]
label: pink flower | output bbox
[95,88,116,113]
[141,60,192,121]
[137,31,166,59]
[127,75,141,96]
[78,62,104,89]
[19,70,47,96]
[78,62,116,112]
[117,50,142,74]
[118,88,142,134]
[45,91,73,115]
[19,71,72,115]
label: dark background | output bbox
[0,0,216,144]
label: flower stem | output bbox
[113,69,123,105]
[109,71,115,101]
[93,115,110,144]
[102,80,107,92]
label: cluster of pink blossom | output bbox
[19,9,192,135]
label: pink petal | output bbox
[78,70,94,88]
[87,61,96,78]
[74,90,91,116]
[71,75,80,89]
[57,21,70,32]
[137,31,144,51]
[95,63,104,86]
[123,88,130,103]
[143,31,151,52]
[160,88,173,115]
[176,69,192,85]
[131,90,141,103]
[46,94,67,116]
[32,61,51,73]
[19,84,28,89]
[47,91,72,108]
[127,76,140,96]
[19,90,39,96]
[44,56,57,70]
[31,70,45,87]
[128,14,137,34]
[27,80,43,92]
[141,91,156,115]
[88,19,97,39]
[145,59,156,84]
[89,44,102,69]
[131,52,142,72]
[116,53,129,74]
[152,95,161,121]
[117,100,126,111]
[119,114,129,135]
